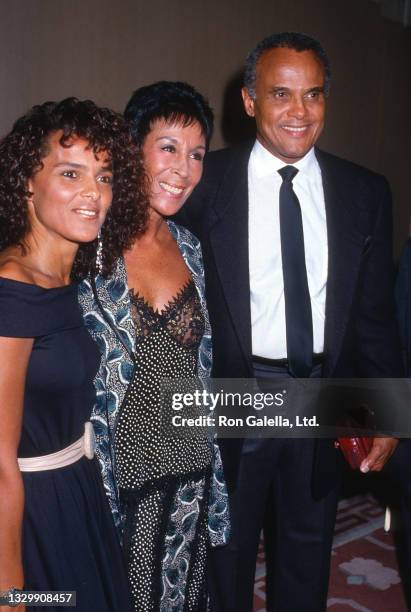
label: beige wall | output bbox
[0,0,410,254]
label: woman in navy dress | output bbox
[0,98,147,611]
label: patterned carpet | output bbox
[253,493,409,611]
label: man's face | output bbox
[242,47,326,163]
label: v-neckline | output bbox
[129,279,194,318]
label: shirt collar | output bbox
[250,139,318,179]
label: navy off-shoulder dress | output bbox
[0,278,133,612]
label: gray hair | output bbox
[244,32,331,99]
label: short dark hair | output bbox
[0,97,148,278]
[244,32,331,98]
[124,81,214,149]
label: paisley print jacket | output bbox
[78,221,230,546]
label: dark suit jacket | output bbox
[396,238,411,376]
[176,143,403,495]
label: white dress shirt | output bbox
[248,139,328,359]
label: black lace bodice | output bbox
[129,279,205,357]
[114,279,211,492]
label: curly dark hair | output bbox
[124,81,214,149]
[0,97,148,278]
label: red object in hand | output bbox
[335,437,373,470]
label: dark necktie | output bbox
[278,165,313,377]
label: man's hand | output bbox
[360,437,399,473]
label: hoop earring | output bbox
[95,231,103,275]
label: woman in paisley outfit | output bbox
[79,82,229,611]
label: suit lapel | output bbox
[208,145,253,366]
[206,146,369,375]
[316,150,369,376]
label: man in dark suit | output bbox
[178,32,402,611]
[397,238,411,376]
[392,238,411,604]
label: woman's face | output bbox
[27,131,113,245]
[142,118,206,218]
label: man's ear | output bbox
[241,87,255,118]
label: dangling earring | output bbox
[95,231,103,275]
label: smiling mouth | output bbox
[282,125,309,134]
[73,209,98,219]
[159,181,184,195]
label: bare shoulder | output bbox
[0,252,35,284]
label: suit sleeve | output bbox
[396,239,411,376]
[355,176,404,377]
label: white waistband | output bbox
[18,422,96,472]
